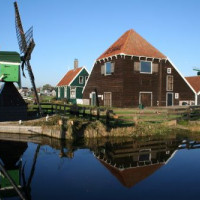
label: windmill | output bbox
[14,1,42,116]
[193,67,200,76]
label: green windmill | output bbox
[193,67,200,76]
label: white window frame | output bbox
[105,62,112,75]
[140,61,152,74]
[79,76,84,84]
[166,75,173,91]
[58,87,60,98]
[70,87,76,99]
[139,92,153,106]
[167,68,171,74]
[64,87,67,98]
[175,93,179,99]
[166,92,174,106]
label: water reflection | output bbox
[0,140,27,199]
[92,137,180,188]
[0,133,200,200]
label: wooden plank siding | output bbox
[83,56,195,107]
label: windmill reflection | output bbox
[0,140,27,199]
[94,137,180,188]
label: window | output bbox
[58,87,60,98]
[64,87,67,98]
[167,75,173,91]
[70,87,76,99]
[101,62,115,75]
[79,76,83,84]
[105,62,111,75]
[85,76,88,83]
[167,68,171,74]
[175,93,179,99]
[140,61,152,73]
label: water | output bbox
[0,133,200,200]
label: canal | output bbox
[0,133,200,200]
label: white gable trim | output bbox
[82,61,96,94]
[97,53,167,63]
[68,67,85,86]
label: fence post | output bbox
[55,104,57,114]
[97,108,100,120]
[51,104,54,114]
[106,109,109,125]
[83,107,86,117]
[90,108,92,121]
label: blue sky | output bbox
[0,0,200,87]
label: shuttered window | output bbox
[101,62,115,75]
[167,75,173,91]
[140,61,152,73]
[70,87,76,99]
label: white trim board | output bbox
[0,61,21,65]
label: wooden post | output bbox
[51,104,54,114]
[64,105,66,115]
[106,109,109,125]
[55,104,57,114]
[83,107,86,117]
[97,108,100,120]
[90,108,92,121]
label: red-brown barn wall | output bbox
[83,56,195,107]
[160,61,195,106]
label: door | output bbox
[91,92,96,106]
[140,92,152,107]
[104,92,112,107]
[167,92,173,106]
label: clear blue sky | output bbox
[0,0,200,88]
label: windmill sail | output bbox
[14,1,42,116]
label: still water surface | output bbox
[0,134,200,200]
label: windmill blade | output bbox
[26,61,42,115]
[14,1,27,54]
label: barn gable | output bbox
[83,29,195,107]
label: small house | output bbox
[185,76,200,105]
[56,59,89,104]
[83,29,196,107]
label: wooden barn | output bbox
[56,59,89,104]
[185,76,200,105]
[83,29,196,107]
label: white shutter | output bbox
[152,63,159,73]
[101,64,105,75]
[111,62,115,73]
[134,61,140,71]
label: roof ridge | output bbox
[121,29,132,53]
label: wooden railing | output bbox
[28,103,113,124]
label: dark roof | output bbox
[97,29,166,60]
[0,51,21,63]
[57,67,83,86]
[185,76,200,93]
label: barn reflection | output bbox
[93,137,180,188]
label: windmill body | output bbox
[0,51,27,121]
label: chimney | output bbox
[74,59,78,70]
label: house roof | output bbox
[185,76,200,93]
[0,51,21,64]
[99,160,163,188]
[97,29,166,60]
[57,67,83,86]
